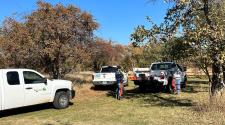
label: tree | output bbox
[1,18,40,68]
[131,0,225,96]
[164,0,225,96]
[91,38,127,71]
[0,35,7,68]
[27,1,99,78]
[121,55,133,71]
[128,43,164,68]
[0,1,99,78]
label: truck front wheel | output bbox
[53,91,69,109]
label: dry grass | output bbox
[65,71,93,85]
[0,74,225,125]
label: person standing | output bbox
[173,69,182,94]
[115,66,124,100]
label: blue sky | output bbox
[0,0,172,45]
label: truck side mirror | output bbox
[43,78,47,84]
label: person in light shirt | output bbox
[173,69,182,94]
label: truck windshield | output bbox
[151,63,175,70]
[101,67,118,73]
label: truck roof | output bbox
[0,68,35,71]
[0,68,45,77]
[151,62,175,64]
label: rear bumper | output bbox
[93,81,117,86]
[134,80,166,86]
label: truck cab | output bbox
[0,69,75,111]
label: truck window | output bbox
[101,67,118,73]
[23,71,44,84]
[7,71,20,85]
[151,63,173,70]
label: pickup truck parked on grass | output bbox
[134,62,187,92]
[92,66,128,87]
[0,69,75,111]
[128,68,150,81]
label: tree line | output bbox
[0,1,128,79]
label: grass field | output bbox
[0,77,225,125]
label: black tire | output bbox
[53,91,70,109]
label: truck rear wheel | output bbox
[53,91,69,109]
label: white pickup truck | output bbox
[134,62,187,92]
[0,69,75,111]
[92,66,128,87]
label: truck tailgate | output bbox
[93,73,116,81]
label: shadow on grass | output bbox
[101,81,208,107]
[0,103,53,118]
[142,94,193,107]
[187,79,209,84]
[90,85,116,91]
[123,87,193,107]
[0,102,74,118]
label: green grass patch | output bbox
[0,81,225,125]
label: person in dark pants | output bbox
[115,66,124,99]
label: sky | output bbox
[0,0,172,45]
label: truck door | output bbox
[3,70,25,110]
[0,71,3,110]
[23,71,51,106]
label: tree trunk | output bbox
[211,53,223,96]
[197,62,211,82]
[205,67,211,83]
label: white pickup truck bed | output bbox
[92,66,128,86]
[93,73,117,86]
